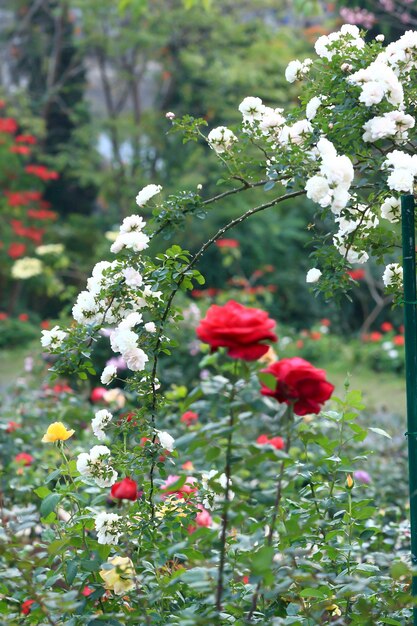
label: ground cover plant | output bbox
[1,22,417,625]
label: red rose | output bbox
[393,335,405,346]
[196,300,277,361]
[18,313,29,322]
[369,332,382,342]
[8,242,26,259]
[15,452,34,466]
[380,322,393,332]
[181,411,198,426]
[260,357,334,416]
[82,586,94,597]
[90,387,107,403]
[6,420,20,432]
[215,238,239,248]
[0,118,18,134]
[21,599,35,615]
[347,269,365,281]
[256,434,284,450]
[111,477,138,501]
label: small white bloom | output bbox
[156,430,175,452]
[35,244,64,256]
[110,328,138,354]
[110,231,150,254]
[381,196,401,222]
[11,257,43,280]
[92,409,113,441]
[306,96,322,121]
[76,445,118,487]
[145,321,157,333]
[100,364,117,385]
[238,96,265,122]
[120,214,146,233]
[40,325,67,349]
[306,268,322,283]
[135,184,162,207]
[305,175,331,207]
[207,126,237,153]
[123,267,143,288]
[382,263,403,287]
[118,312,143,330]
[376,34,385,42]
[123,347,149,372]
[95,512,122,545]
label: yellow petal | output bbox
[41,421,75,443]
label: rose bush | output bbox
[1,22,416,625]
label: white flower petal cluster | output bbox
[120,215,147,233]
[76,445,118,487]
[285,58,312,83]
[207,126,237,153]
[11,257,43,280]
[306,96,323,121]
[135,184,162,207]
[110,231,150,254]
[35,243,64,256]
[348,61,403,107]
[156,430,175,452]
[110,324,149,372]
[123,267,143,287]
[379,30,417,75]
[382,263,403,287]
[92,409,113,441]
[101,364,117,385]
[306,268,322,283]
[383,150,417,193]
[305,138,354,214]
[362,111,414,143]
[381,197,400,223]
[315,24,365,60]
[41,325,67,349]
[259,107,286,137]
[279,119,313,146]
[332,207,378,265]
[95,512,123,545]
[238,96,265,122]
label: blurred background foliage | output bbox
[0,0,408,344]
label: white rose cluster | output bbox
[383,151,417,193]
[362,111,414,143]
[332,209,379,265]
[315,24,365,61]
[305,138,354,214]
[11,257,43,280]
[348,61,403,107]
[76,445,118,488]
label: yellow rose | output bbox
[99,556,135,595]
[42,422,75,443]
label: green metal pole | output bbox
[401,193,417,624]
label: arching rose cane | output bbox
[260,357,334,416]
[196,300,277,361]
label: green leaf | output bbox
[258,372,276,391]
[251,546,274,575]
[45,468,61,483]
[66,560,78,585]
[368,427,391,439]
[40,493,62,517]
[34,486,52,499]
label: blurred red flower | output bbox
[0,118,18,134]
[256,434,285,450]
[216,238,239,248]
[348,269,365,281]
[25,164,59,180]
[8,242,26,259]
[181,411,198,426]
[21,599,35,615]
[15,452,34,466]
[380,322,393,332]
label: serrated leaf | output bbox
[40,493,61,517]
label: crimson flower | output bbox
[260,357,334,416]
[111,477,138,501]
[15,452,34,466]
[215,238,239,248]
[181,411,198,426]
[21,599,35,615]
[8,242,26,259]
[25,164,59,181]
[196,300,277,361]
[256,434,284,450]
[380,322,393,332]
[0,118,18,134]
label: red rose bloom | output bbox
[25,164,59,180]
[380,322,393,332]
[256,434,285,450]
[90,387,107,403]
[21,599,35,615]
[8,242,26,259]
[111,477,138,501]
[393,335,405,346]
[215,238,239,248]
[181,411,198,426]
[260,357,334,416]
[15,452,34,466]
[161,475,198,499]
[196,300,277,361]
[0,118,18,134]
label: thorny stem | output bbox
[215,361,239,613]
[147,189,306,518]
[246,404,294,623]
